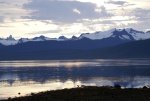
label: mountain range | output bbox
[0,28,150,60]
[0,28,150,46]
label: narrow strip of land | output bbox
[1,86,150,101]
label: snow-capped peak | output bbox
[78,28,150,41]
[18,35,58,44]
[0,35,18,46]
[123,28,149,40]
[18,38,29,43]
[0,28,150,46]
[146,31,150,33]
[32,35,47,41]
[79,28,115,40]
[125,28,144,34]
[111,29,135,40]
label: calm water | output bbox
[0,59,150,99]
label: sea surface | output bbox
[0,59,150,99]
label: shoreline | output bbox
[1,85,150,101]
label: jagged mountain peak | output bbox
[39,35,46,38]
[71,35,78,40]
[0,35,18,46]
[146,31,150,33]
[0,28,150,46]
[58,36,68,40]
[79,28,150,41]
[111,29,135,40]
[32,35,47,41]
[18,38,29,43]
[125,28,144,34]
[6,35,16,41]
[79,33,90,39]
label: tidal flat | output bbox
[1,86,150,101]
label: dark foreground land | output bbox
[1,86,150,101]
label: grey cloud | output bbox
[0,1,10,5]
[106,1,127,5]
[123,20,150,32]
[0,16,4,22]
[132,8,150,31]
[123,8,150,24]
[100,20,115,24]
[109,7,150,31]
[122,4,135,7]
[132,8,150,20]
[22,0,113,23]
[27,29,61,35]
[23,23,29,26]
[40,21,53,25]
[0,2,7,4]
[99,6,113,17]
[106,0,135,9]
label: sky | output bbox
[0,0,150,39]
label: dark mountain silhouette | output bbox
[32,35,47,41]
[71,35,78,40]
[0,43,4,48]
[0,37,129,52]
[0,38,150,60]
[90,39,150,58]
[58,36,68,40]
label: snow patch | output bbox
[0,40,18,46]
[1,28,150,45]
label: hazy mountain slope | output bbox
[0,39,150,60]
[0,43,4,48]
[0,37,129,53]
[91,39,150,58]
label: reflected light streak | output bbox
[0,76,150,99]
[0,80,82,100]
[0,59,150,68]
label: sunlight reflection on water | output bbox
[0,59,150,68]
[0,59,150,99]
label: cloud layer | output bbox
[0,0,150,38]
[23,0,112,23]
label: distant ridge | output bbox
[90,39,150,58]
[0,38,150,60]
[0,28,150,60]
[0,28,150,46]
